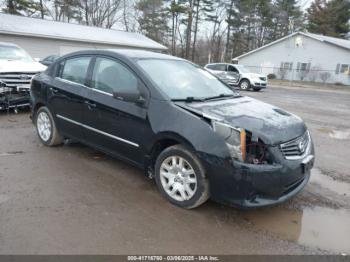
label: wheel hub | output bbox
[159,156,197,202]
[37,111,52,142]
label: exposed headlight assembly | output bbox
[213,121,246,162]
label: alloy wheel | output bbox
[240,80,250,90]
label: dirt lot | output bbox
[0,85,349,255]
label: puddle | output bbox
[310,168,350,196]
[329,130,350,140]
[243,206,350,253]
[317,127,350,140]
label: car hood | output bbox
[176,96,306,145]
[0,60,46,73]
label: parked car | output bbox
[39,55,60,66]
[30,49,314,209]
[0,42,46,111]
[204,66,240,87]
[205,63,267,91]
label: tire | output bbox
[253,87,261,91]
[154,145,209,209]
[239,79,251,90]
[35,106,63,146]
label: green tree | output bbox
[136,0,169,45]
[272,0,303,39]
[166,0,187,55]
[2,0,41,16]
[307,0,350,38]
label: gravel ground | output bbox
[0,85,349,255]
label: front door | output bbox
[82,56,152,165]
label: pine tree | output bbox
[307,0,350,38]
[136,0,169,45]
[2,0,41,16]
[272,0,303,39]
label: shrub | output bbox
[319,72,331,83]
[267,73,276,79]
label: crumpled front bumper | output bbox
[201,142,315,208]
[0,86,30,110]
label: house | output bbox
[233,32,350,85]
[0,13,167,59]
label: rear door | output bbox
[48,55,92,139]
[82,56,152,165]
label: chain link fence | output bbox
[243,65,350,86]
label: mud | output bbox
[1,85,350,254]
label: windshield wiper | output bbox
[203,93,239,101]
[171,97,205,103]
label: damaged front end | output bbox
[0,80,31,111]
[212,120,273,165]
[207,115,314,208]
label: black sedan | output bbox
[30,49,315,209]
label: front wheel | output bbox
[253,87,261,91]
[239,79,251,90]
[35,106,63,146]
[155,145,209,209]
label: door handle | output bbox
[49,87,59,94]
[85,100,96,109]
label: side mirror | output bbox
[113,91,145,106]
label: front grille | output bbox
[0,72,37,90]
[259,77,266,81]
[280,131,310,160]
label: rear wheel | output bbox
[155,145,209,209]
[35,106,63,146]
[239,79,250,90]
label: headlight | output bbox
[213,121,246,162]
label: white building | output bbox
[0,13,167,59]
[234,32,350,85]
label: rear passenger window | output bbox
[91,57,138,95]
[209,64,226,71]
[61,56,91,85]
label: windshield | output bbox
[235,65,251,73]
[138,59,234,100]
[0,45,34,62]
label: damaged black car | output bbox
[30,49,315,209]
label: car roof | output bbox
[107,49,182,61]
[206,63,234,66]
[61,49,184,63]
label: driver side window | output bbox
[91,57,139,95]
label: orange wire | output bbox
[241,129,246,162]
